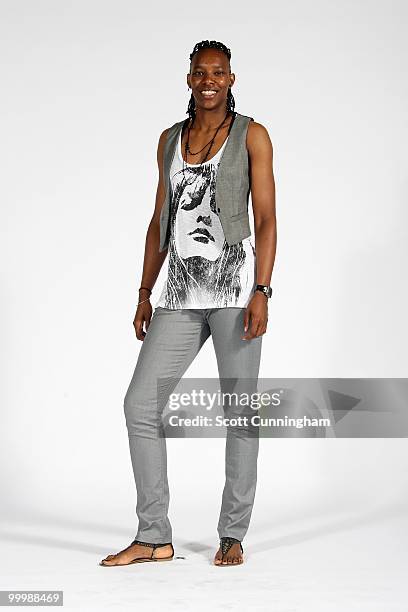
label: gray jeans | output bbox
[124,306,263,544]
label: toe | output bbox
[214,548,223,565]
[100,553,119,565]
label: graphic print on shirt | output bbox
[156,134,256,309]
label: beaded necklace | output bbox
[181,111,236,177]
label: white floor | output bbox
[0,507,407,612]
[1,440,407,611]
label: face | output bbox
[174,168,225,260]
[187,48,235,111]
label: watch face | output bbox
[256,285,271,298]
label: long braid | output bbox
[187,40,236,121]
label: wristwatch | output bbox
[255,284,273,298]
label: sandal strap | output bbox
[220,537,243,557]
[131,539,173,551]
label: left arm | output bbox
[242,121,277,339]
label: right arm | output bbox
[133,127,169,341]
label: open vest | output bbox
[159,112,254,253]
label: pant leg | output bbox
[123,307,210,543]
[207,307,263,542]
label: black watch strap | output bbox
[255,284,272,298]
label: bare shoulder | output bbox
[158,127,170,148]
[246,120,273,155]
[156,127,171,165]
[161,126,171,139]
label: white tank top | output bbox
[154,128,256,309]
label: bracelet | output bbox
[137,297,151,305]
[139,286,152,293]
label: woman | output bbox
[100,39,276,567]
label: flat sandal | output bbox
[215,536,244,566]
[99,539,174,566]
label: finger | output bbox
[251,317,262,338]
[243,308,250,333]
[243,316,260,340]
[241,311,252,339]
[134,318,146,341]
[256,317,265,336]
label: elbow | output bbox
[254,214,276,233]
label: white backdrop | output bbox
[1,1,407,610]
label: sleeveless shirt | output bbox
[154,126,257,310]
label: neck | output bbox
[192,107,232,132]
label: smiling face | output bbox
[187,48,235,112]
[174,168,225,261]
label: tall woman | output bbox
[100,40,276,567]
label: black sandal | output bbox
[215,536,244,566]
[100,539,174,566]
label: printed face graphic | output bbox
[158,158,255,310]
[174,167,224,261]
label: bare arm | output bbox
[133,127,169,340]
[248,121,277,286]
[242,121,277,339]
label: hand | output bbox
[133,296,152,341]
[242,291,268,340]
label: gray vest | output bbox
[159,112,254,252]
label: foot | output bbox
[213,538,243,566]
[100,541,173,566]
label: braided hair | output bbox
[187,40,236,120]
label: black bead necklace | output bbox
[182,111,232,174]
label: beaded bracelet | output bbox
[137,297,151,306]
